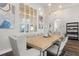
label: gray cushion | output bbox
[47,45,58,55]
[26,48,40,56]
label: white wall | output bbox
[48,5,79,34]
[0,4,21,53]
[0,3,44,54]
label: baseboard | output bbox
[0,48,12,55]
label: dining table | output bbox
[27,34,63,56]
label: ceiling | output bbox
[38,3,79,12]
[39,3,79,8]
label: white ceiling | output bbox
[39,3,79,8]
[38,3,79,12]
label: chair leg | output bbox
[40,51,47,56]
[40,51,43,56]
[43,51,47,56]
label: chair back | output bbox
[9,35,27,56]
[57,36,68,55]
[60,36,68,50]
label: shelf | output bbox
[67,28,78,30]
[67,34,78,37]
[67,32,78,34]
[67,30,78,32]
[68,37,78,40]
[67,22,78,24]
[66,22,79,40]
[67,25,78,27]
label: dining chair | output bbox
[9,35,40,56]
[47,36,68,56]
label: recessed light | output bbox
[54,12,57,15]
[40,12,43,15]
[38,8,41,11]
[59,5,62,8]
[48,3,52,6]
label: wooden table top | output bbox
[27,34,63,51]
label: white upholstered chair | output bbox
[9,35,40,56]
[47,36,68,56]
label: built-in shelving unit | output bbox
[66,22,79,40]
[19,3,37,32]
